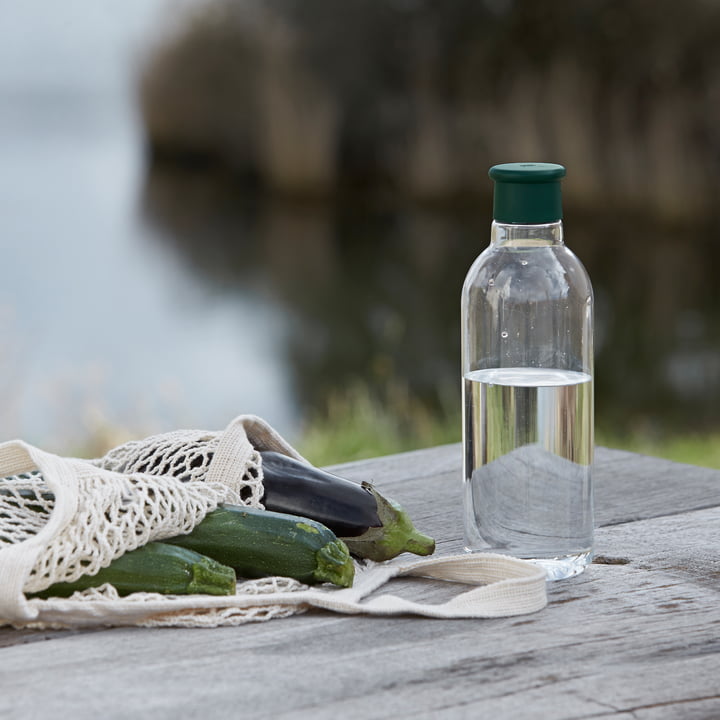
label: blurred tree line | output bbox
[138,0,720,445]
[142,0,720,219]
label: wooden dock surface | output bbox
[1,445,719,719]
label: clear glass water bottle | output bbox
[461,163,594,580]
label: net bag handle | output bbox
[0,441,79,623]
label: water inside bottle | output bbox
[463,367,593,579]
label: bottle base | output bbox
[463,547,592,581]
[527,550,592,580]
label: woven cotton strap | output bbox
[303,553,548,618]
[203,415,306,504]
[20,552,547,628]
[0,443,76,623]
[203,420,259,498]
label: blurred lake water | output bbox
[1,1,719,453]
[0,0,298,450]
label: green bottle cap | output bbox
[489,162,566,224]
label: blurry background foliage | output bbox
[2,0,720,467]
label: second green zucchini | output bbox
[164,504,355,588]
[31,541,237,599]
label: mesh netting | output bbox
[0,460,222,594]
[0,472,52,546]
[0,419,312,628]
[96,428,264,508]
[97,432,219,482]
[20,577,309,629]
[139,577,308,627]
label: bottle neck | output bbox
[490,220,564,248]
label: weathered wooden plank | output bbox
[326,442,461,482]
[0,504,718,719]
[592,447,720,526]
[0,626,96,650]
[331,444,720,529]
[1,446,719,720]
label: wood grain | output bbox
[332,444,720,530]
[0,446,718,719]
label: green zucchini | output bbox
[30,542,237,599]
[164,504,355,588]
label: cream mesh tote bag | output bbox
[0,416,547,629]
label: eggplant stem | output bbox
[341,484,436,562]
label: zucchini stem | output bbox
[313,540,355,587]
[188,556,238,596]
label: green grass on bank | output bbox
[297,383,461,466]
[595,431,720,470]
[302,416,720,469]
[298,386,720,469]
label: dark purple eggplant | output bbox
[259,451,379,536]
[259,451,435,562]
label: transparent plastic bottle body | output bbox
[461,221,594,580]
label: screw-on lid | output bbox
[489,162,566,224]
